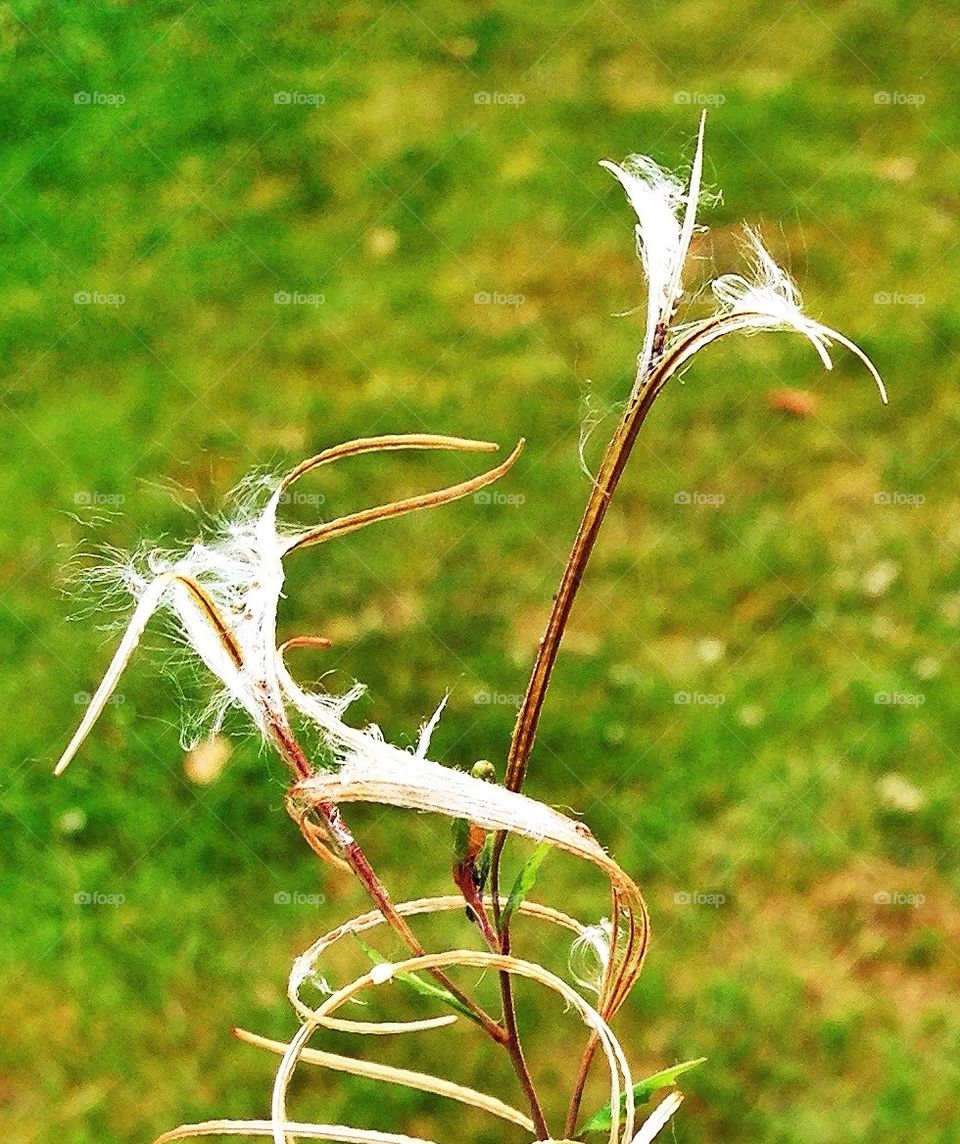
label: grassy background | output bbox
[3,1,959,1141]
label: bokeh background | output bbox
[3,2,959,1141]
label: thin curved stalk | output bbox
[233,1029,534,1132]
[298,949,637,1144]
[286,440,525,552]
[154,1123,434,1143]
[503,364,670,796]
[488,353,671,1097]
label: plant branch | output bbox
[488,840,550,1138]
[489,344,673,939]
[498,925,550,1141]
[270,720,508,1045]
[504,353,670,796]
[565,1030,602,1138]
[487,339,674,1138]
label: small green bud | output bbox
[471,759,496,783]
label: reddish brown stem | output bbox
[489,349,674,1137]
[314,798,507,1044]
[453,863,501,951]
[270,719,507,1045]
[565,1032,602,1138]
[270,717,556,1130]
[499,926,550,1140]
[490,365,671,930]
[504,369,669,794]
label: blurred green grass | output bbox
[2,1,959,1141]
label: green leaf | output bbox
[352,936,476,1023]
[475,833,494,894]
[580,1057,706,1134]
[451,815,471,864]
[498,841,552,934]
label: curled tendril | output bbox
[156,897,684,1144]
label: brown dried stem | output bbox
[486,349,671,1136]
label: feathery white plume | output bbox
[708,225,888,403]
[56,435,523,777]
[569,917,613,994]
[601,112,707,385]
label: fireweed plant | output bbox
[57,115,886,1144]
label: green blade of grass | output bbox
[352,935,477,1023]
[498,841,552,934]
[580,1057,706,1134]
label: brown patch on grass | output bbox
[729,857,960,1024]
[807,859,959,1005]
[321,590,424,644]
[768,388,820,418]
[509,601,600,666]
